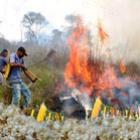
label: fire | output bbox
[64,18,92,94]
[98,22,109,44]
[64,18,121,96]
[119,60,127,74]
[98,66,121,90]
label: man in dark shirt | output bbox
[10,47,31,108]
[0,49,8,73]
[0,49,8,83]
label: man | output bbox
[0,49,8,73]
[0,49,8,83]
[9,47,31,108]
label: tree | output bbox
[65,14,78,24]
[22,11,48,43]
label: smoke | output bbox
[60,78,140,117]
[117,78,140,109]
[58,6,140,117]
[99,77,140,111]
[78,0,140,65]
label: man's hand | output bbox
[20,64,26,68]
[11,63,27,70]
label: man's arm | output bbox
[10,62,25,68]
[0,58,8,73]
[10,53,26,69]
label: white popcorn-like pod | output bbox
[0,103,139,139]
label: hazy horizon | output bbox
[0,0,140,63]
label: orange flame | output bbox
[98,22,109,44]
[64,19,93,94]
[64,19,120,96]
[120,60,127,74]
[98,66,121,90]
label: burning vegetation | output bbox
[61,17,140,118]
[1,1,140,139]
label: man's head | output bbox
[0,49,8,57]
[17,47,27,58]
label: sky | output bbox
[0,0,86,41]
[0,0,140,61]
[0,0,140,40]
[0,0,138,40]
